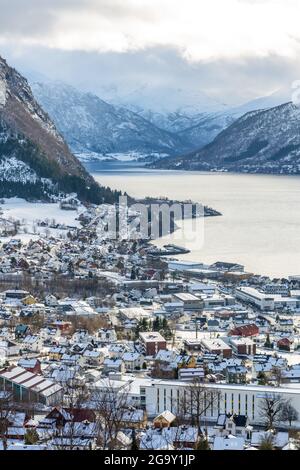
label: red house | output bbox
[17,358,41,374]
[277,337,291,351]
[229,324,259,337]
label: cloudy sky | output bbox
[0,0,299,108]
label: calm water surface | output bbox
[87,161,300,278]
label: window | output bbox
[252,395,255,420]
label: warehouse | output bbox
[0,366,63,406]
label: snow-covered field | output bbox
[0,198,84,242]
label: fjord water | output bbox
[88,161,300,279]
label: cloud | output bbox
[2,44,299,107]
[1,1,299,108]
[0,0,300,62]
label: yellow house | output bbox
[177,355,196,369]
[22,295,37,306]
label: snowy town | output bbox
[0,198,300,451]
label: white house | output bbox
[122,352,143,371]
[0,340,20,359]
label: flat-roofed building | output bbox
[173,293,203,311]
[200,338,232,358]
[138,378,300,427]
[229,337,256,356]
[139,332,167,356]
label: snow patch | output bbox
[0,157,39,183]
[0,78,6,107]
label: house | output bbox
[226,365,247,384]
[41,407,96,428]
[5,290,29,301]
[140,425,198,450]
[22,295,37,306]
[120,409,147,429]
[153,410,176,428]
[168,425,199,449]
[51,436,95,450]
[229,324,259,337]
[213,436,245,450]
[97,328,117,343]
[122,352,143,371]
[277,337,291,351]
[45,295,58,307]
[17,358,41,374]
[0,340,20,358]
[140,429,174,450]
[282,365,300,383]
[215,413,251,438]
[82,349,103,366]
[15,324,31,339]
[49,346,67,361]
[178,367,205,381]
[103,357,125,374]
[21,335,43,353]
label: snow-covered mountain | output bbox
[152,102,300,174]
[173,88,292,149]
[107,85,290,150]
[0,55,118,203]
[31,82,190,157]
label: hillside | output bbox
[152,102,300,174]
[0,56,120,203]
[31,82,189,158]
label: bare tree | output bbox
[178,379,221,433]
[259,394,286,430]
[92,381,132,450]
[272,366,283,387]
[53,366,91,451]
[0,391,15,451]
[280,400,299,427]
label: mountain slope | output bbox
[174,90,290,149]
[152,102,300,174]
[0,56,119,203]
[31,82,189,157]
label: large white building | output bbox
[140,379,300,427]
[236,286,300,311]
[93,374,300,428]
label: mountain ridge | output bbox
[31,81,190,157]
[0,55,120,203]
[151,101,300,174]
